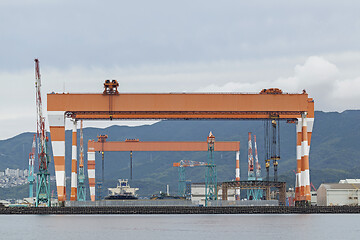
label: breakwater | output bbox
[1,206,360,214]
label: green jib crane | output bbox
[77,120,86,201]
[173,160,209,197]
[28,135,36,198]
[205,131,217,206]
[35,59,51,207]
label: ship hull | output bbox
[105,195,138,200]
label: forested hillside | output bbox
[1,110,359,199]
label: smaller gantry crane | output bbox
[173,160,209,198]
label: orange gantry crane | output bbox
[47,80,314,206]
[86,137,240,201]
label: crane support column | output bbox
[178,166,186,197]
[48,112,66,202]
[235,150,240,200]
[77,120,86,201]
[301,112,311,205]
[295,118,302,204]
[130,151,133,180]
[28,155,34,198]
[205,131,217,206]
[70,120,78,201]
[295,106,314,206]
[87,141,96,201]
[306,103,315,204]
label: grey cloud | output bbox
[0,1,360,70]
[1,1,360,139]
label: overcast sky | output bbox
[0,0,359,139]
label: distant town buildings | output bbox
[0,168,30,188]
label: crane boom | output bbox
[35,59,46,159]
[173,160,209,167]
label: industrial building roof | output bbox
[320,183,360,190]
[339,179,360,184]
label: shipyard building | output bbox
[317,179,360,206]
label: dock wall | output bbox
[1,206,360,214]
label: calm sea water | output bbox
[1,214,359,239]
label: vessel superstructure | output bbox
[105,179,139,200]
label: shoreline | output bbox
[1,206,360,215]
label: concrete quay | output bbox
[1,206,360,215]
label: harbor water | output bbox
[1,214,359,239]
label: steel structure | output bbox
[77,120,86,201]
[70,120,77,201]
[96,135,107,200]
[28,135,36,198]
[47,81,314,206]
[35,59,51,207]
[264,119,281,181]
[247,132,256,200]
[253,134,263,199]
[130,150,133,180]
[247,132,255,181]
[254,135,262,181]
[235,150,240,200]
[205,132,217,206]
[87,137,240,201]
[222,180,286,206]
[173,160,209,197]
[247,133,263,200]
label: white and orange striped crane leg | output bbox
[48,111,67,202]
[70,120,78,201]
[295,117,302,203]
[306,102,315,203]
[87,140,96,201]
[235,150,240,200]
[301,112,311,203]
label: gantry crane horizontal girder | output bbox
[88,141,240,152]
[48,93,313,120]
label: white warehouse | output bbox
[317,179,360,206]
[191,183,235,205]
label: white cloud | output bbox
[199,55,360,111]
[0,53,360,140]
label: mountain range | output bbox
[1,110,359,200]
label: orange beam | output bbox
[89,140,240,152]
[47,93,313,119]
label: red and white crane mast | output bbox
[34,59,51,207]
